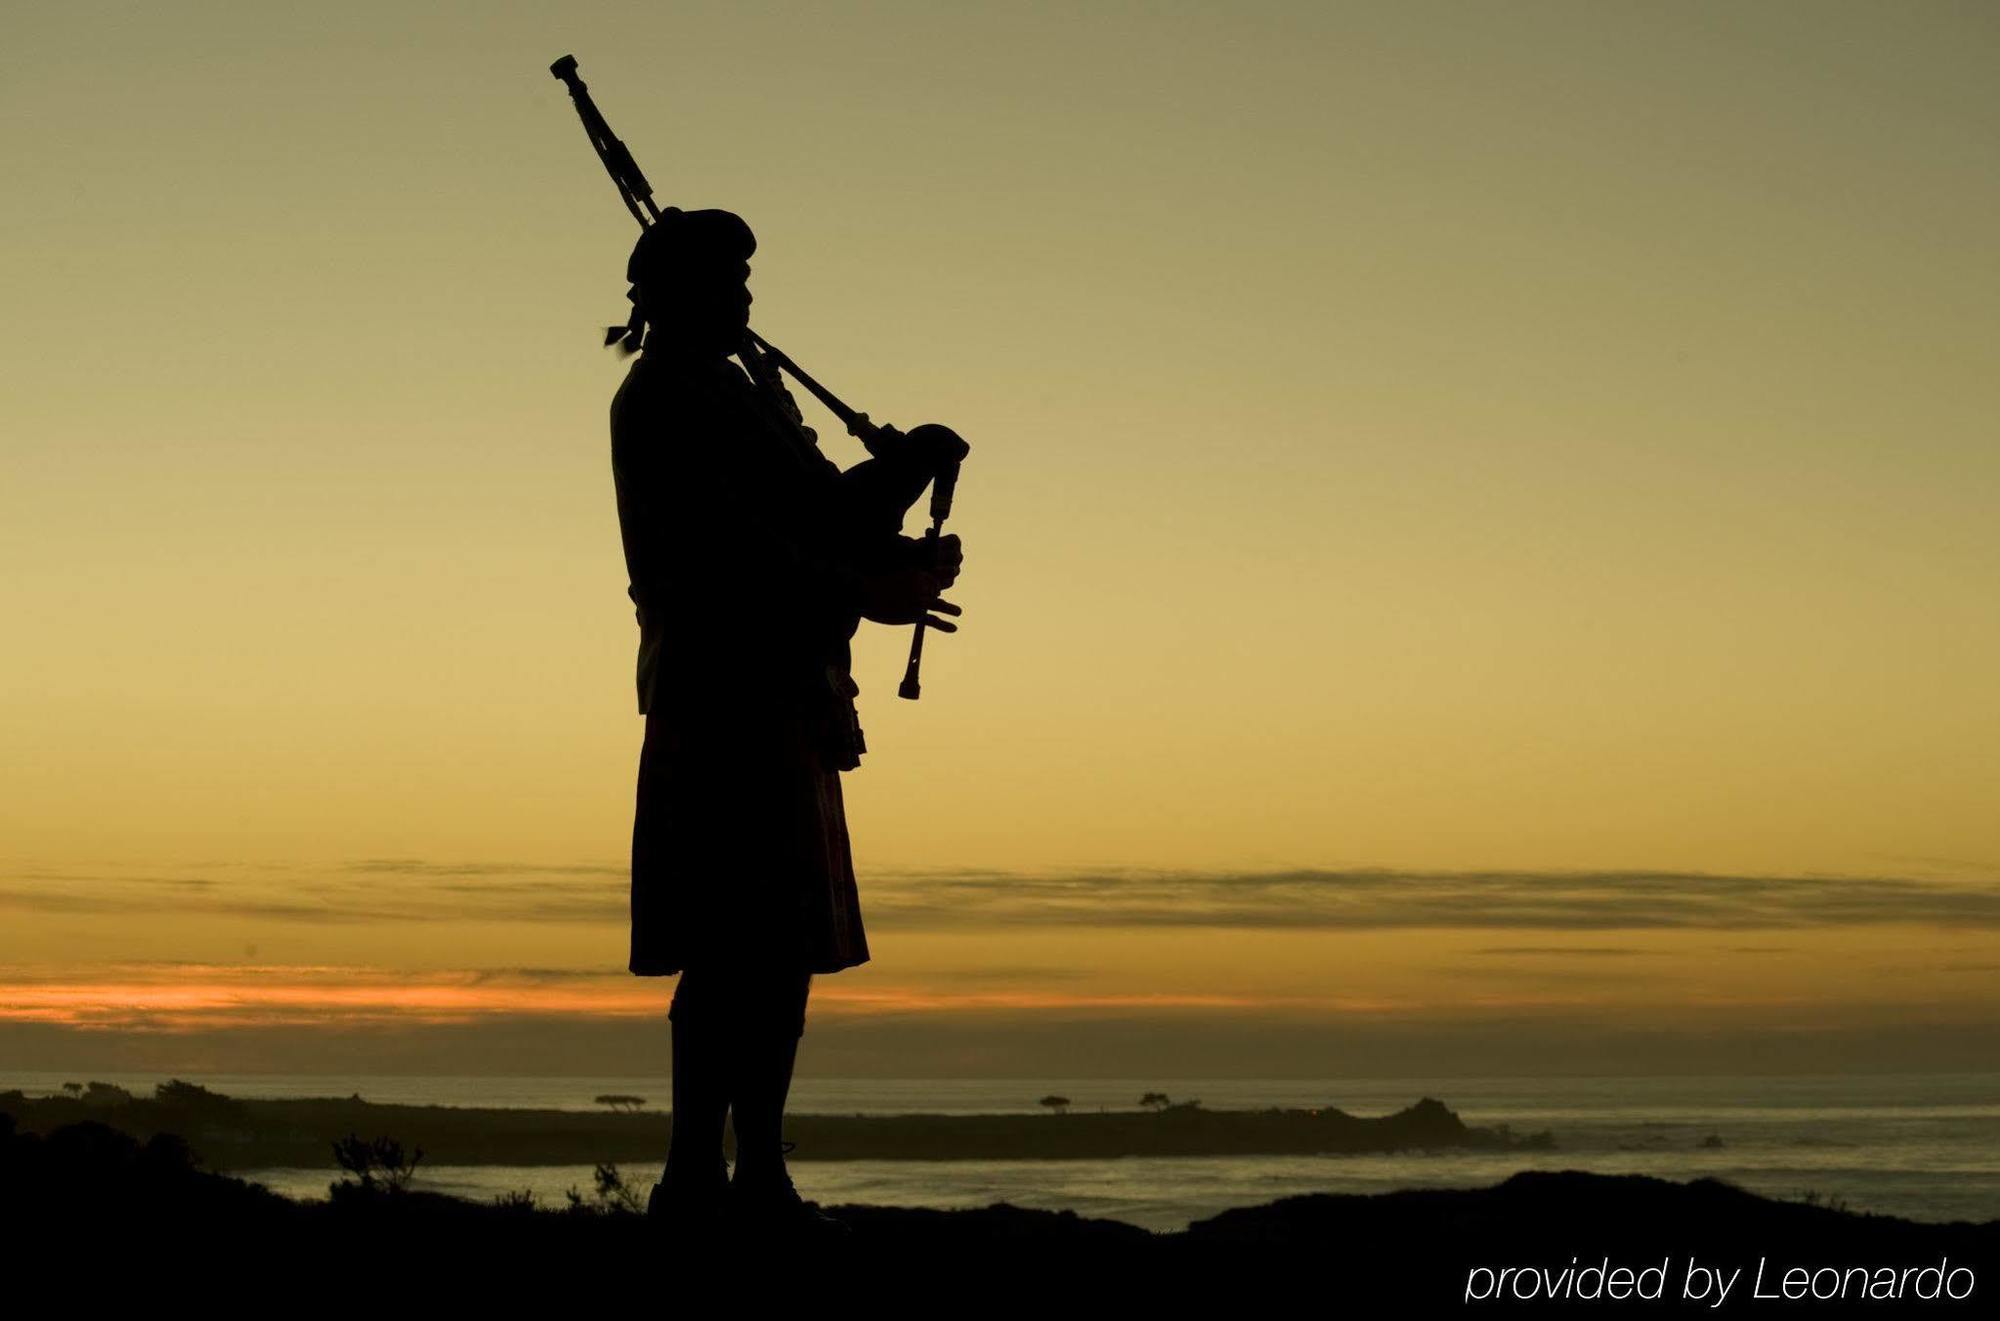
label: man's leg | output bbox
[657,967,732,1205]
[726,966,813,1193]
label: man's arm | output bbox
[615,353,963,639]
[621,410,949,631]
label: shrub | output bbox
[330,1133,424,1194]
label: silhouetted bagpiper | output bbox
[553,57,969,1238]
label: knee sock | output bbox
[729,1027,801,1185]
[729,974,811,1186]
[663,1013,730,1185]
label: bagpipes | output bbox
[549,54,968,700]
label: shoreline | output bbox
[1,1086,1549,1169]
[6,1112,1993,1304]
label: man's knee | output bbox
[671,964,811,1037]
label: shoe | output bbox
[728,1151,848,1237]
[647,1157,730,1227]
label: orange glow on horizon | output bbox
[0,964,1423,1030]
[0,961,1947,1036]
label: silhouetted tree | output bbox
[82,1081,134,1107]
[61,1082,82,1098]
[594,1094,647,1113]
[1039,1095,1072,1116]
[1139,1092,1171,1112]
[331,1133,423,1193]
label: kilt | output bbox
[628,697,870,977]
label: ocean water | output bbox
[8,1071,1996,1232]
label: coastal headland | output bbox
[3,1104,1991,1309]
[0,1084,1551,1169]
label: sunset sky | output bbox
[4,1,1996,1077]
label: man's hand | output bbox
[859,567,961,632]
[929,533,963,591]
